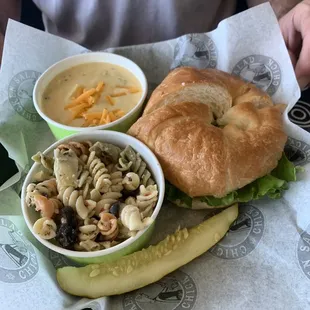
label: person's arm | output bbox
[0,0,21,63]
[247,0,301,18]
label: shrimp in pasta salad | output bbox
[25,140,159,251]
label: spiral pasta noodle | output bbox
[96,191,122,214]
[78,224,99,241]
[33,217,57,240]
[97,213,119,241]
[76,197,97,219]
[77,170,92,199]
[57,141,93,157]
[33,194,62,218]
[86,151,112,193]
[122,172,140,191]
[57,186,80,208]
[26,178,58,207]
[120,205,153,231]
[89,141,122,165]
[110,171,124,192]
[117,146,155,186]
[136,185,159,218]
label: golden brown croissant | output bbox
[128,67,287,207]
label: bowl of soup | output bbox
[33,52,148,140]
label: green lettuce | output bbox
[165,153,299,208]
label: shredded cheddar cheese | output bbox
[99,108,108,124]
[105,95,115,106]
[70,84,84,99]
[111,91,127,97]
[96,81,105,92]
[69,102,89,120]
[64,80,128,127]
[115,85,141,93]
[128,87,140,93]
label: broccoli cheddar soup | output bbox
[41,62,142,127]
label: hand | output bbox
[279,0,310,90]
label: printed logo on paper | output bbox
[0,218,39,283]
[209,204,264,259]
[8,70,42,122]
[285,137,310,166]
[123,270,197,310]
[48,250,80,269]
[232,55,281,96]
[288,100,310,130]
[172,34,217,69]
[297,224,310,281]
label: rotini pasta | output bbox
[98,213,119,241]
[58,187,80,208]
[77,170,92,199]
[57,141,92,157]
[136,185,159,218]
[86,151,112,193]
[33,194,62,218]
[90,188,102,202]
[27,139,159,252]
[33,217,57,240]
[96,192,122,214]
[78,224,99,241]
[122,172,140,191]
[110,171,124,192]
[25,178,58,207]
[120,205,153,231]
[89,141,121,165]
[117,146,155,186]
[75,196,96,219]
[84,217,98,226]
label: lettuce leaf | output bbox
[165,153,298,208]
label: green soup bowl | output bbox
[33,52,148,140]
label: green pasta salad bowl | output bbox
[21,130,165,265]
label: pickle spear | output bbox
[57,204,238,298]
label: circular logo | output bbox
[0,218,39,283]
[49,250,81,269]
[288,100,310,129]
[172,34,217,69]
[297,224,310,281]
[209,204,264,259]
[232,55,281,96]
[284,137,310,166]
[123,270,197,310]
[8,70,42,122]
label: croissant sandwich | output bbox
[128,67,299,209]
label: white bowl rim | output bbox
[21,130,165,258]
[33,52,148,132]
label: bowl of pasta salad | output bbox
[21,130,165,265]
[33,52,148,140]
